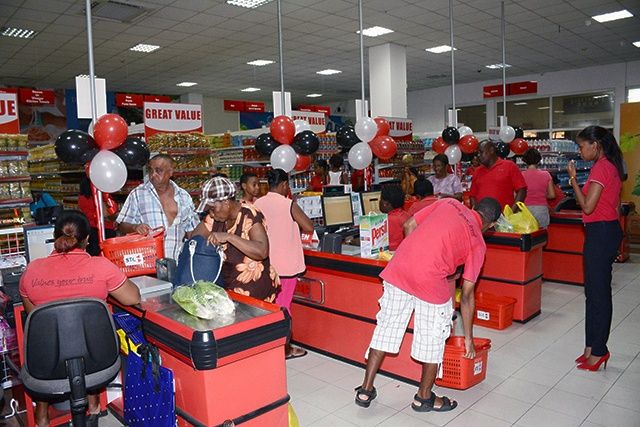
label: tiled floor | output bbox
[13,257,640,426]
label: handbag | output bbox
[124,341,176,427]
[173,235,224,287]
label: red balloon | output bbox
[93,113,128,150]
[510,138,529,155]
[374,117,390,137]
[294,154,312,171]
[370,135,397,160]
[459,135,480,154]
[432,136,447,154]
[270,115,296,145]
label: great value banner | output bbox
[0,93,19,134]
[292,110,327,133]
[144,102,202,139]
[384,117,413,141]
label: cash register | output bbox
[318,194,358,254]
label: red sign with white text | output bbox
[0,88,18,94]
[18,88,55,105]
[297,104,331,115]
[291,110,327,133]
[245,101,265,112]
[116,93,144,108]
[384,117,413,141]
[0,93,20,134]
[144,102,203,139]
[509,81,538,95]
[144,95,172,103]
[483,84,504,98]
[224,100,245,111]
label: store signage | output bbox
[144,95,172,103]
[483,84,504,99]
[116,93,144,108]
[144,102,202,139]
[245,101,265,112]
[0,93,20,134]
[18,88,55,105]
[291,110,326,133]
[297,104,331,115]
[509,81,537,95]
[0,88,18,94]
[383,117,413,141]
[224,100,245,111]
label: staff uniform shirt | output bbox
[470,158,527,209]
[407,196,439,217]
[117,180,199,260]
[77,195,116,230]
[380,199,487,304]
[19,249,127,305]
[582,158,621,223]
[387,208,411,251]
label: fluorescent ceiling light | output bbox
[593,94,609,99]
[177,82,198,87]
[247,59,274,66]
[538,106,550,110]
[634,41,640,48]
[425,45,456,53]
[306,94,322,98]
[554,110,564,113]
[226,0,273,8]
[1,27,38,39]
[485,63,512,69]
[130,43,160,53]
[357,26,394,37]
[241,87,261,92]
[316,69,342,75]
[514,102,528,106]
[592,9,633,23]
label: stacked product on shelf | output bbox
[375,138,430,184]
[28,143,84,209]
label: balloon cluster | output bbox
[55,113,150,193]
[254,116,321,172]
[496,125,528,159]
[432,125,479,165]
[339,117,398,170]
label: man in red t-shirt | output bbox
[355,198,501,413]
[470,141,527,210]
[379,185,410,251]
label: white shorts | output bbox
[367,281,453,365]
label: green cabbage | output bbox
[172,281,235,319]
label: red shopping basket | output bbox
[435,336,491,390]
[101,227,165,277]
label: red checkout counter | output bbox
[291,229,547,384]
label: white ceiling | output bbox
[1,0,639,105]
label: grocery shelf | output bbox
[0,198,32,207]
[378,177,398,183]
[291,188,307,195]
[0,176,31,183]
[29,170,84,176]
[211,145,255,152]
[154,149,213,156]
[173,170,215,177]
[213,161,269,167]
[0,151,29,157]
[27,158,58,163]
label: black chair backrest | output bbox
[24,299,118,381]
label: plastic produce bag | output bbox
[495,214,515,233]
[503,202,539,234]
[171,281,235,319]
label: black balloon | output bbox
[513,126,524,139]
[255,133,280,156]
[292,130,320,155]
[55,129,98,164]
[461,152,476,162]
[336,125,360,150]
[496,141,510,159]
[113,136,150,169]
[442,127,460,144]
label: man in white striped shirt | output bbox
[117,154,199,260]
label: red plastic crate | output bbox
[474,292,516,330]
[435,336,491,390]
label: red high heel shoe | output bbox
[577,352,610,371]
[575,354,588,364]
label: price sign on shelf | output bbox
[0,93,19,134]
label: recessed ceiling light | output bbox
[514,102,528,106]
[241,87,261,92]
[592,9,633,23]
[130,43,160,53]
[247,59,274,66]
[226,0,273,8]
[593,94,609,99]
[316,69,342,75]
[634,41,640,48]
[425,45,456,54]
[306,94,322,98]
[177,82,198,87]
[1,27,38,39]
[357,26,394,37]
[485,63,512,69]
[538,106,550,110]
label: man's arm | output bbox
[116,191,149,234]
[460,279,476,359]
[514,187,527,204]
[118,222,151,235]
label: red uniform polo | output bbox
[470,158,527,209]
[387,208,411,251]
[582,158,621,223]
[380,199,487,304]
[407,196,439,217]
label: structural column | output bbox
[368,43,407,118]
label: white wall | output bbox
[201,97,241,134]
[408,60,640,139]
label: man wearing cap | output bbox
[117,154,199,260]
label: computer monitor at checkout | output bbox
[322,195,354,228]
[361,191,382,215]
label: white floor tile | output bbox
[614,370,640,392]
[512,362,567,387]
[399,404,459,427]
[471,391,532,423]
[301,383,354,413]
[515,405,582,427]
[330,368,394,393]
[374,380,416,411]
[308,413,358,426]
[445,409,512,427]
[586,401,640,427]
[332,400,398,427]
[305,358,362,384]
[287,372,330,400]
[554,374,614,400]
[492,377,550,404]
[601,383,640,413]
[290,398,330,426]
[375,411,439,427]
[537,388,599,421]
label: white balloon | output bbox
[458,125,473,137]
[354,117,377,143]
[89,150,127,193]
[294,119,311,136]
[270,144,297,173]
[444,144,462,165]
[348,142,373,170]
[499,125,516,143]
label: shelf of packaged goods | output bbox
[396,150,425,155]
[377,177,398,183]
[0,198,32,207]
[27,158,59,164]
[541,151,580,156]
[154,149,213,156]
[290,169,311,177]
[0,151,29,157]
[211,145,255,152]
[376,161,430,170]
[0,176,31,183]
[31,189,78,194]
[172,170,215,177]
[213,161,269,167]
[29,170,84,176]
[290,188,307,195]
[536,167,590,173]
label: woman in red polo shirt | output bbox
[380,184,410,251]
[20,210,141,427]
[568,126,624,372]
